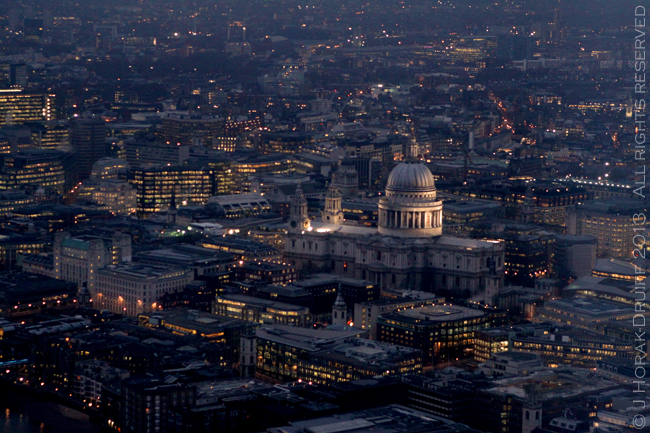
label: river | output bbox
[0,387,102,433]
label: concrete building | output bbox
[214,294,313,327]
[353,291,444,339]
[567,199,647,258]
[534,297,635,330]
[96,264,194,316]
[125,140,190,167]
[255,325,422,384]
[377,303,504,363]
[53,231,132,297]
[551,234,597,281]
[478,352,544,378]
[89,179,137,215]
[268,405,485,433]
[70,119,108,181]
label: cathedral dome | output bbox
[379,160,442,238]
[385,162,436,193]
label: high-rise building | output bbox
[0,89,55,125]
[70,119,107,181]
[567,199,648,258]
[0,149,74,194]
[160,113,224,147]
[9,64,27,88]
[26,120,69,150]
[125,140,190,167]
[128,165,214,216]
[23,18,44,43]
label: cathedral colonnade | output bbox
[379,209,443,229]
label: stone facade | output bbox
[284,153,504,303]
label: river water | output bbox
[0,387,102,433]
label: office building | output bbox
[160,113,224,147]
[53,231,132,296]
[510,326,633,368]
[535,297,635,330]
[551,235,597,281]
[135,244,235,278]
[89,179,137,215]
[0,190,35,214]
[214,294,313,327]
[96,263,194,316]
[124,140,190,167]
[0,89,55,126]
[255,325,422,384]
[478,352,545,378]
[0,149,73,194]
[354,291,444,339]
[26,120,69,150]
[567,199,648,258]
[128,165,214,216]
[377,304,503,363]
[0,271,78,318]
[473,327,513,363]
[70,119,108,181]
[9,63,27,88]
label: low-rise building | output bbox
[478,352,544,378]
[268,404,485,433]
[354,291,444,339]
[214,294,313,327]
[255,324,422,384]
[0,271,78,317]
[377,304,504,363]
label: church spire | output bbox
[332,284,347,326]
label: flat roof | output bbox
[392,304,486,322]
[256,324,365,351]
[217,294,310,313]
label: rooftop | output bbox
[256,324,366,351]
[217,294,310,314]
[268,404,483,433]
[384,304,486,324]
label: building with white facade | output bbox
[53,231,132,297]
[96,263,194,316]
[90,179,137,215]
[284,143,505,303]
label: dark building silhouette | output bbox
[71,119,107,181]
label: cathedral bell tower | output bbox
[322,186,343,224]
[288,182,310,233]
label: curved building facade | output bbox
[378,160,443,238]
